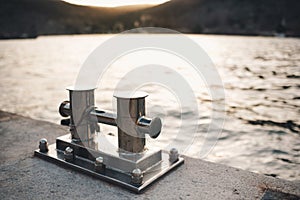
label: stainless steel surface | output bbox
[90,110,117,126]
[60,102,161,139]
[34,141,184,193]
[59,90,162,153]
[169,148,179,163]
[67,88,97,142]
[95,156,105,172]
[64,146,74,162]
[47,89,182,192]
[39,138,48,153]
[137,116,162,139]
[56,134,162,173]
[59,101,70,117]
[60,102,117,126]
[131,168,143,185]
[95,156,104,164]
[116,96,146,153]
[113,91,148,99]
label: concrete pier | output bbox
[0,111,299,199]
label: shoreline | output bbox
[0,32,299,40]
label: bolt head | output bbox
[39,138,48,152]
[94,157,105,172]
[169,148,179,163]
[65,147,73,154]
[131,168,143,185]
[95,157,104,165]
[132,168,142,177]
[64,147,74,161]
[170,148,178,154]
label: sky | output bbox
[62,0,170,7]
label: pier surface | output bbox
[0,111,299,199]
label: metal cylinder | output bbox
[59,89,162,153]
[114,91,148,153]
[67,87,97,142]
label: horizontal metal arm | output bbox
[59,102,117,126]
[90,110,117,126]
[59,101,161,138]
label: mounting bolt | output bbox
[39,138,49,153]
[131,168,143,185]
[94,156,105,172]
[169,148,179,163]
[64,147,74,162]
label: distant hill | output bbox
[124,0,300,36]
[1,0,300,39]
[0,0,151,38]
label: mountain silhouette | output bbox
[1,0,299,39]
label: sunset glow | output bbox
[62,0,170,7]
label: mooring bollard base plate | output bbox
[34,135,184,193]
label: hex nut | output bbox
[131,168,143,185]
[169,148,179,163]
[39,138,49,153]
[64,147,74,162]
